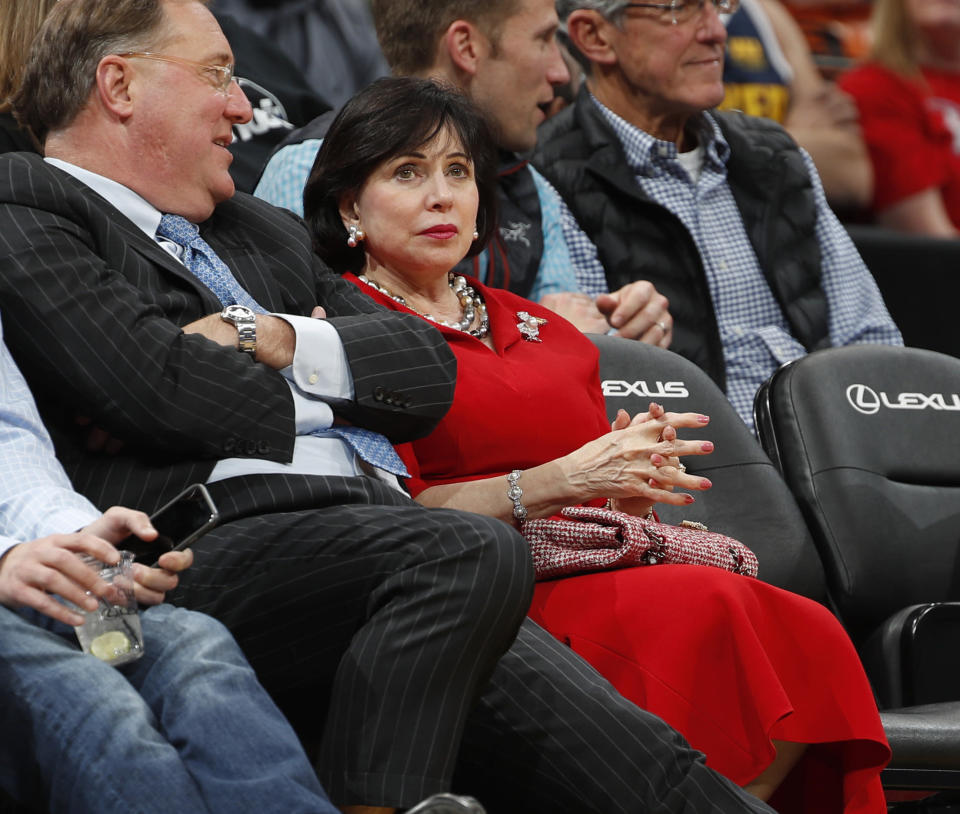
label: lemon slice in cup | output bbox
[89,630,132,661]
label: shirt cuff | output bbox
[39,505,104,538]
[271,313,353,400]
[283,379,336,434]
[0,535,19,562]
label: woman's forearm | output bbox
[413,459,583,524]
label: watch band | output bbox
[220,304,257,356]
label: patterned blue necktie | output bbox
[157,214,267,313]
[156,213,410,478]
[323,425,410,478]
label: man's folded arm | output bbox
[307,255,458,442]
[0,206,298,463]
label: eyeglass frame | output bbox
[622,0,740,25]
[117,52,236,94]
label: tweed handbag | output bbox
[522,505,758,580]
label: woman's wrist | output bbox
[505,470,527,524]
[609,496,656,518]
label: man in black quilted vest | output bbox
[253,0,676,345]
[532,0,901,430]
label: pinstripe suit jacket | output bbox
[0,152,457,512]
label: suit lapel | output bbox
[124,223,225,313]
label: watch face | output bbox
[222,304,255,322]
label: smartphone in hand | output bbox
[123,483,219,565]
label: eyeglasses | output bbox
[118,52,235,93]
[624,0,740,25]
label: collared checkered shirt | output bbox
[558,93,902,430]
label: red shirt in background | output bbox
[840,62,960,226]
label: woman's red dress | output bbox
[348,273,890,812]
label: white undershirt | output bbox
[676,144,706,184]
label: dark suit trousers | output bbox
[170,475,772,813]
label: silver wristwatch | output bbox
[220,304,257,356]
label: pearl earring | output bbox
[472,227,479,240]
[347,224,365,247]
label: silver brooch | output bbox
[516,311,548,342]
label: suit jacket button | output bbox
[224,438,237,453]
[244,439,257,454]
[257,441,270,454]
[373,386,386,402]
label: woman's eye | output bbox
[448,164,470,178]
[395,165,417,179]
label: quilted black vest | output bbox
[532,89,830,390]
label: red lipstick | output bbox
[419,224,459,240]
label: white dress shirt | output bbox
[45,158,402,491]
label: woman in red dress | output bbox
[304,76,890,813]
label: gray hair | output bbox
[13,0,191,143]
[555,0,632,24]
[556,0,632,73]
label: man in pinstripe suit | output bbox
[0,1,775,812]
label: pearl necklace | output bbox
[359,272,490,338]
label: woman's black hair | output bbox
[304,76,500,274]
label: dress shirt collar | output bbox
[45,157,163,240]
[586,91,730,176]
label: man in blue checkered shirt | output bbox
[532,0,902,430]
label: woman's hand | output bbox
[416,403,714,525]
[562,403,714,511]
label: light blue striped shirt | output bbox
[0,319,100,560]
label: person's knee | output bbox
[445,511,534,614]
[140,605,249,676]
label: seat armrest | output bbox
[862,603,960,708]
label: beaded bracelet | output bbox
[506,469,527,523]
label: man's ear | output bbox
[442,19,486,78]
[94,55,136,120]
[566,9,619,68]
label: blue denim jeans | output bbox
[0,603,336,814]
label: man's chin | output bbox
[211,179,237,208]
[499,129,538,155]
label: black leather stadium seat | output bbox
[847,224,960,359]
[755,344,960,790]
[588,334,825,599]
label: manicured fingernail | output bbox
[701,442,714,452]
[651,454,664,465]
[700,478,712,489]
[649,478,660,488]
[698,415,709,423]
[684,494,695,504]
